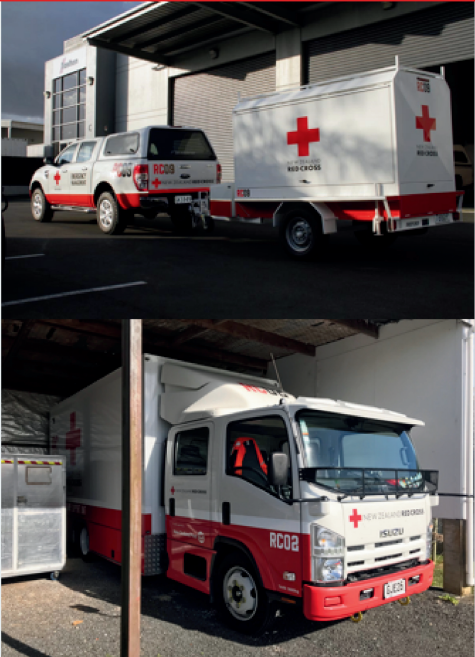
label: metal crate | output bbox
[1,454,66,578]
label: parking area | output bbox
[2,200,474,317]
[1,556,473,657]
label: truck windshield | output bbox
[297,411,424,495]
[148,129,216,161]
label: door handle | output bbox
[180,174,190,179]
[62,169,68,173]
[81,167,88,171]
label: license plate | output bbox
[435,213,451,224]
[384,578,406,599]
[175,195,192,204]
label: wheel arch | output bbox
[273,201,337,235]
[30,180,45,195]
[210,536,272,602]
[94,182,117,208]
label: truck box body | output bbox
[209,65,461,244]
[50,355,438,628]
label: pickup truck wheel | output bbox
[97,192,128,235]
[280,209,322,259]
[353,223,397,249]
[31,188,53,222]
[215,552,276,635]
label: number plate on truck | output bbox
[384,578,406,599]
[435,213,451,224]
[175,195,192,204]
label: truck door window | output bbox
[174,427,209,476]
[56,143,77,165]
[226,416,292,500]
[76,141,96,163]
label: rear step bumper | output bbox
[303,560,434,621]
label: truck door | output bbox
[66,141,98,207]
[165,421,213,554]
[49,142,78,202]
[218,412,302,596]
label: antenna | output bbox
[270,353,283,392]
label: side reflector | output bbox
[283,571,296,581]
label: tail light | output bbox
[133,164,148,191]
[216,163,222,184]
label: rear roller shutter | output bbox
[173,52,276,182]
[306,4,474,83]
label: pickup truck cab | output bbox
[30,126,220,235]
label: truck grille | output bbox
[346,558,423,583]
[346,536,425,575]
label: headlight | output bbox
[314,557,344,582]
[426,521,433,560]
[313,525,345,556]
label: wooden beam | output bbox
[178,320,316,357]
[2,320,35,374]
[171,325,212,346]
[327,319,380,339]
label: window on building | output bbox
[51,68,86,152]
[226,416,292,499]
[174,427,209,476]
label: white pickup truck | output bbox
[29,126,220,235]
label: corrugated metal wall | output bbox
[306,4,474,83]
[173,53,276,181]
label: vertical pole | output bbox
[121,320,143,657]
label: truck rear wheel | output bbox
[97,192,128,235]
[215,552,276,635]
[79,525,94,562]
[280,209,323,259]
[31,187,54,222]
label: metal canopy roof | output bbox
[82,2,326,65]
[2,319,393,398]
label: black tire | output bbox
[31,187,54,223]
[79,525,94,562]
[353,221,397,250]
[170,207,193,235]
[214,552,276,636]
[279,208,323,260]
[97,191,128,235]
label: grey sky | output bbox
[1,2,140,123]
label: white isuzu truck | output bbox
[209,62,463,258]
[50,356,438,634]
[30,126,220,235]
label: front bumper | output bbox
[303,560,434,621]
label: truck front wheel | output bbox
[215,552,276,635]
[280,209,323,259]
[31,188,54,222]
[97,192,128,235]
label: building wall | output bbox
[270,320,467,521]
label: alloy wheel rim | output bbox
[33,193,42,218]
[99,199,113,228]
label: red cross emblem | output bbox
[66,412,81,466]
[287,117,320,157]
[171,486,175,495]
[415,105,436,143]
[349,508,362,529]
[151,178,161,189]
[53,171,61,186]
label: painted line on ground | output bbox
[2,281,147,307]
[5,253,45,260]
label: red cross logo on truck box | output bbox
[415,105,436,142]
[287,117,320,157]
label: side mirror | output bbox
[269,452,288,487]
